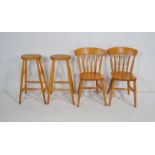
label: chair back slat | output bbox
[98,56,103,73]
[110,56,114,72]
[82,55,85,72]
[108,47,137,74]
[94,55,98,73]
[78,57,82,73]
[88,55,91,72]
[118,55,121,72]
[130,57,135,73]
[122,55,126,72]
[90,55,93,72]
[114,55,117,71]
[75,48,106,74]
[126,55,131,72]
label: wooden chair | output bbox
[74,48,107,107]
[107,47,138,107]
[19,54,48,104]
[47,54,75,105]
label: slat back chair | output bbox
[107,47,138,107]
[74,48,107,107]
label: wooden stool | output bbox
[19,54,48,104]
[47,54,74,105]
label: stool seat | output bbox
[21,54,41,60]
[50,54,71,60]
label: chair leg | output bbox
[109,80,115,106]
[19,60,25,104]
[78,80,83,107]
[134,80,137,108]
[66,60,75,105]
[24,60,27,94]
[107,79,112,94]
[38,60,48,92]
[36,60,46,104]
[47,60,55,104]
[96,80,98,94]
[127,81,130,95]
[101,79,107,106]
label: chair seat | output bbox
[112,72,136,81]
[80,72,104,80]
[21,54,41,60]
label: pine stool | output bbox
[47,54,75,105]
[19,54,48,104]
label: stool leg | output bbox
[47,60,55,104]
[24,60,27,94]
[36,60,46,104]
[38,60,48,92]
[19,60,25,104]
[66,60,75,105]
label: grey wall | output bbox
[0,32,154,91]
